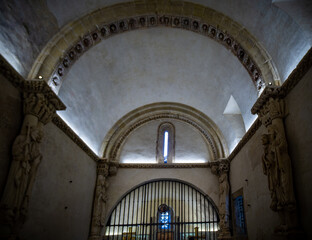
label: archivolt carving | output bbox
[28,1,281,94]
[101,103,227,162]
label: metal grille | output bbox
[104,179,219,240]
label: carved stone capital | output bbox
[210,159,230,176]
[97,159,109,177]
[251,86,286,127]
[21,80,66,125]
[107,160,119,176]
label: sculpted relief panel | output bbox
[252,87,299,236]
[0,81,65,238]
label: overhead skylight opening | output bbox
[164,131,169,163]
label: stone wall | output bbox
[284,66,312,239]
[230,65,312,239]
[0,73,23,198]
[120,120,211,163]
[0,72,97,240]
[19,122,97,240]
[106,168,219,222]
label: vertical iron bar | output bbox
[132,189,135,233]
[142,184,147,240]
[118,197,123,240]
[146,182,150,239]
[136,187,140,239]
[122,196,127,240]
[149,182,153,240]
[188,186,190,239]
[195,191,199,238]
[212,201,215,240]
[207,199,211,240]
[127,192,131,237]
[112,206,116,240]
[180,182,182,240]
[171,181,173,239]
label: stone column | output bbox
[252,87,299,236]
[0,80,65,233]
[89,159,119,240]
[211,159,231,240]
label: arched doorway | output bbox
[104,179,219,240]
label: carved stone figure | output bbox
[92,175,108,229]
[0,124,43,224]
[211,159,231,239]
[253,90,299,234]
[89,161,110,239]
[268,125,296,211]
[261,133,278,211]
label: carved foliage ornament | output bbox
[258,98,286,127]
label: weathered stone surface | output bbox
[0,0,58,77]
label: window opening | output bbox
[156,122,175,163]
[158,204,172,230]
[232,188,247,239]
[234,195,246,235]
[163,131,169,163]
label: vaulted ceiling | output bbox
[0,0,311,157]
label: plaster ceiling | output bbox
[45,0,311,81]
[58,28,256,154]
[0,0,311,159]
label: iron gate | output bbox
[104,179,219,240]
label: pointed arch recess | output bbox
[100,102,228,162]
[28,1,280,94]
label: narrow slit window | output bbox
[156,122,175,163]
[163,131,169,163]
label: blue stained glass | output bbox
[160,211,170,229]
[234,195,246,235]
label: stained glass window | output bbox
[233,195,247,235]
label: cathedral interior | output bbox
[0,0,312,239]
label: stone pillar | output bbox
[89,159,109,240]
[252,87,300,236]
[89,159,119,240]
[0,80,65,235]
[211,159,231,240]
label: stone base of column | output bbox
[217,229,232,240]
[88,235,102,240]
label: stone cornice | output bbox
[0,55,66,111]
[0,54,24,88]
[251,86,282,115]
[280,47,312,97]
[119,163,211,168]
[251,47,312,115]
[228,118,262,162]
[52,114,100,162]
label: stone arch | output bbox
[104,178,220,236]
[101,102,228,162]
[28,1,280,94]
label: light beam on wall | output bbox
[57,112,98,155]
